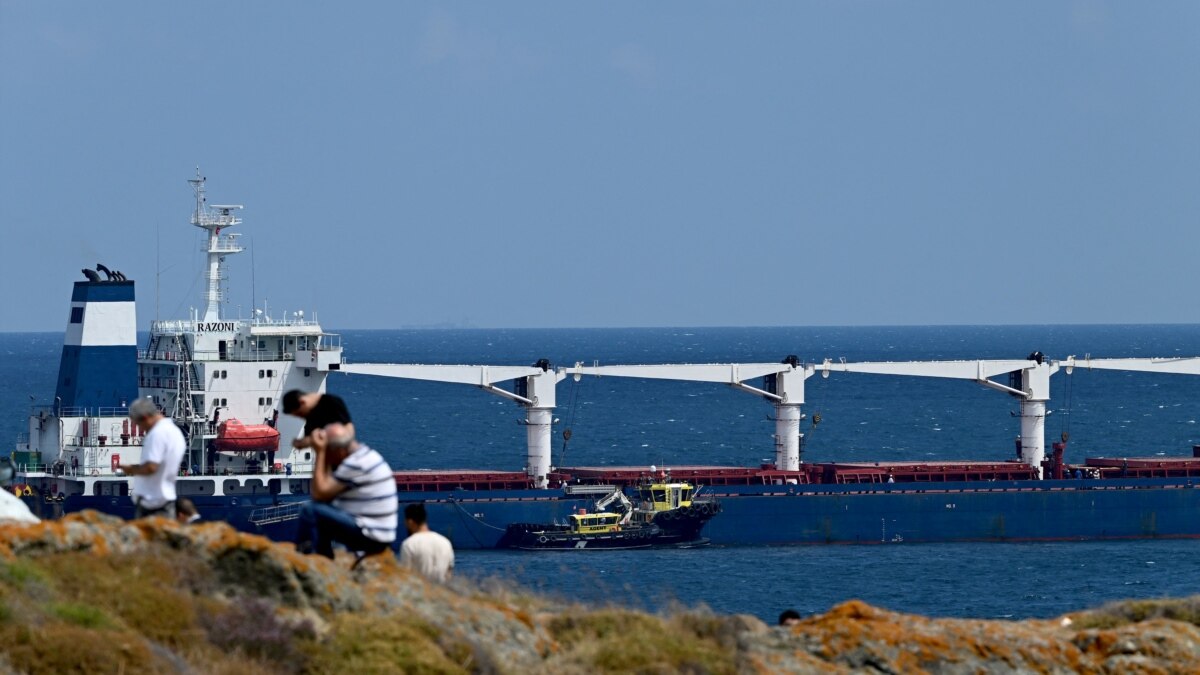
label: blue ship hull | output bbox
[30,477,1200,549]
[24,493,310,544]
[410,477,1200,549]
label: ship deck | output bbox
[389,452,1200,492]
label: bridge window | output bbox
[266,369,274,378]
[70,307,84,323]
[259,370,265,378]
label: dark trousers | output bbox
[135,500,176,520]
[295,501,387,559]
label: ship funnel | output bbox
[55,277,139,410]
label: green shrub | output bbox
[50,602,111,629]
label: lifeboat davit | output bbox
[213,419,280,453]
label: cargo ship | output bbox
[11,174,1200,549]
[11,172,334,540]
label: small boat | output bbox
[633,480,722,543]
[211,419,280,454]
[499,480,720,550]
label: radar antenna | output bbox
[188,168,244,322]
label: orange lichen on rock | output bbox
[1,512,1199,673]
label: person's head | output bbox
[404,503,428,535]
[282,390,310,417]
[778,609,801,627]
[128,398,163,434]
[176,497,200,524]
[322,422,357,466]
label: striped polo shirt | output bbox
[332,444,398,543]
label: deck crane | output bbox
[339,360,565,488]
[1058,355,1200,376]
[817,356,1057,477]
[594,488,635,524]
[1056,354,1200,440]
[560,357,816,471]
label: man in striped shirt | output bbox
[295,422,398,559]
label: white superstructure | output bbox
[14,172,342,509]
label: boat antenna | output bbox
[155,221,160,322]
[250,235,256,321]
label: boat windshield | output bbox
[571,512,621,532]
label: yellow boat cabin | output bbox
[637,482,696,512]
[569,511,623,534]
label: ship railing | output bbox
[140,377,180,389]
[183,347,342,363]
[187,350,295,363]
[15,462,50,474]
[248,317,326,328]
[196,211,241,228]
[140,349,186,361]
[54,407,130,419]
[14,434,28,445]
[19,463,107,478]
[178,464,313,478]
[564,484,620,495]
[293,334,342,349]
[62,435,143,447]
[248,501,307,526]
[207,234,244,254]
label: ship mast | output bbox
[188,169,243,323]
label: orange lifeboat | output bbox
[213,419,280,453]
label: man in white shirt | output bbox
[118,398,186,519]
[400,503,454,583]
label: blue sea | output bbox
[4,325,1200,622]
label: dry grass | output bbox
[302,614,468,674]
[546,609,736,674]
[6,514,1197,674]
[1072,597,1200,630]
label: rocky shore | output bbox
[0,512,1196,673]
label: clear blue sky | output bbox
[2,2,1197,331]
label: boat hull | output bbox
[406,477,1200,549]
[501,526,655,550]
[28,477,1200,550]
[23,492,309,544]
